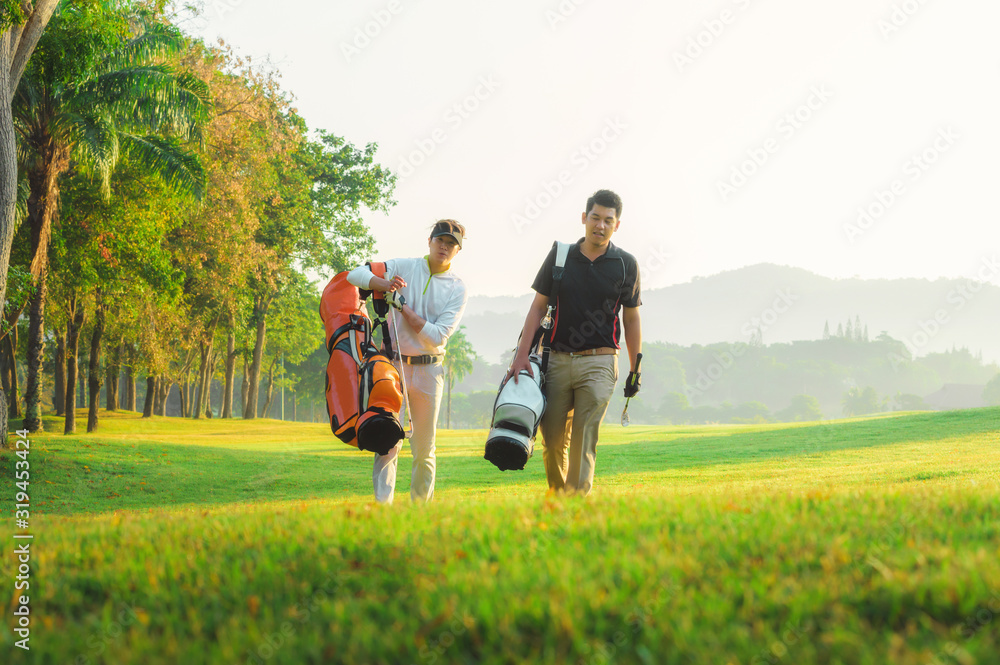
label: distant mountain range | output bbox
[460,263,1000,365]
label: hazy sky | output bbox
[186,0,1000,297]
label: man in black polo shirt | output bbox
[507,189,642,495]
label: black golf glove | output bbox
[624,370,640,398]
[385,291,405,311]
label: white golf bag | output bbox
[484,241,570,472]
[484,351,546,471]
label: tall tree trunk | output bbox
[125,369,135,410]
[154,376,165,415]
[157,378,171,417]
[0,334,10,408]
[3,324,20,418]
[205,348,218,418]
[242,296,270,419]
[106,341,121,411]
[1,7,64,443]
[0,32,15,445]
[194,338,210,419]
[179,378,188,418]
[63,297,85,434]
[0,35,19,443]
[240,356,249,418]
[23,142,71,433]
[142,375,155,418]
[261,359,276,418]
[53,331,64,416]
[78,368,85,409]
[23,278,45,431]
[151,376,161,414]
[124,343,136,411]
[222,323,235,418]
[10,324,18,418]
[6,3,62,96]
[86,290,104,433]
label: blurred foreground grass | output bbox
[1,407,998,664]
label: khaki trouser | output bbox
[373,363,443,504]
[540,353,618,496]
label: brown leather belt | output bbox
[554,347,618,357]
[395,353,443,365]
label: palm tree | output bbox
[14,1,207,431]
[443,326,477,429]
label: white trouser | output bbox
[373,362,444,504]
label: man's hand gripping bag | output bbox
[484,351,545,471]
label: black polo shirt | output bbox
[531,239,641,353]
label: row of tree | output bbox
[1,1,396,440]
[445,336,1000,427]
[443,378,1000,429]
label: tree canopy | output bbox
[2,1,396,435]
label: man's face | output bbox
[428,235,461,265]
[581,204,621,248]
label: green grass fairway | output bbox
[2,408,999,664]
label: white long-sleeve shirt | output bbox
[347,257,468,356]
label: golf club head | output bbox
[621,409,630,427]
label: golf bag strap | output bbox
[364,261,389,302]
[329,315,368,353]
[540,241,571,374]
[375,315,394,359]
[362,261,396,358]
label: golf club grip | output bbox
[634,352,642,373]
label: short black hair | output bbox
[586,189,622,219]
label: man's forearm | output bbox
[514,309,545,358]
[401,306,426,334]
[623,308,642,371]
[514,295,551,359]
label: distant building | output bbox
[923,384,986,410]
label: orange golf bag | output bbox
[320,264,405,456]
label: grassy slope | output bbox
[1,408,999,664]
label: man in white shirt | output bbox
[347,220,468,503]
